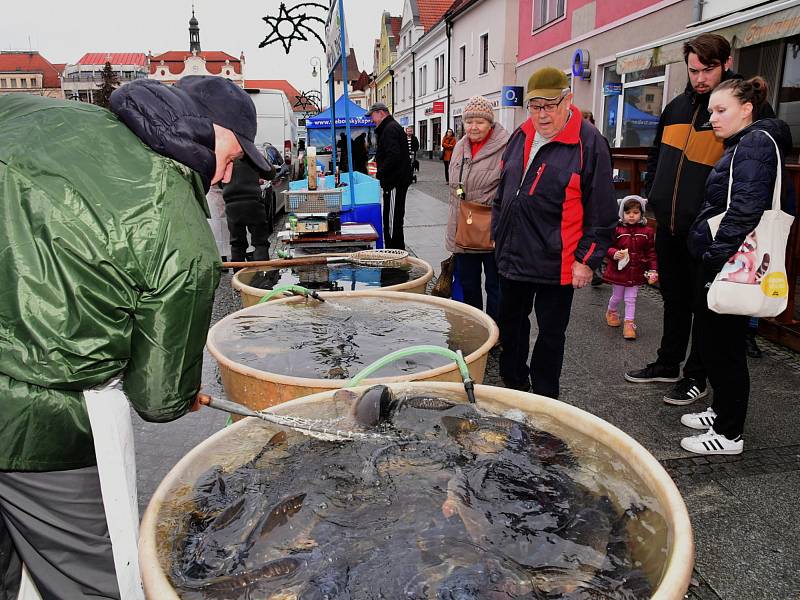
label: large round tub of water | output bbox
[140,382,694,600]
[206,290,498,412]
[232,255,434,307]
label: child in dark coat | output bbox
[604,196,658,340]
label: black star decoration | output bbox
[260,2,327,54]
[294,90,322,113]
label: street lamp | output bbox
[310,56,324,110]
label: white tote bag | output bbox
[706,130,794,317]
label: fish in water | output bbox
[347,385,398,427]
[191,556,303,593]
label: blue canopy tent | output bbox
[623,102,659,126]
[622,102,659,146]
[306,96,375,154]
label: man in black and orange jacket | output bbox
[624,34,774,405]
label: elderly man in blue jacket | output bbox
[493,67,617,399]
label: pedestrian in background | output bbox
[368,102,413,249]
[625,33,776,408]
[445,96,509,322]
[223,158,274,263]
[681,77,792,455]
[336,132,349,173]
[406,126,420,184]
[352,131,369,174]
[603,195,658,340]
[441,128,457,183]
[493,67,616,398]
[0,75,270,599]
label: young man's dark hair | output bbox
[683,33,730,67]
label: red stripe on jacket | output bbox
[560,173,584,284]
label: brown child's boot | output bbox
[606,309,621,327]
[623,320,637,340]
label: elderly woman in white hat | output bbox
[444,95,509,321]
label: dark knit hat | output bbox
[175,76,271,176]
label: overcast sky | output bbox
[2,0,404,98]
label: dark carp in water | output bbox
[169,391,659,599]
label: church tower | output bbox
[189,5,201,54]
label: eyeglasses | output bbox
[528,95,567,114]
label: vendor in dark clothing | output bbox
[223,158,274,262]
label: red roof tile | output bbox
[245,79,304,111]
[0,51,62,88]
[418,0,456,32]
[77,53,147,67]
[389,16,402,45]
[149,50,241,75]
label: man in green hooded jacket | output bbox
[0,76,272,599]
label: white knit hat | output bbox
[463,96,494,123]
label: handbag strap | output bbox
[726,129,783,213]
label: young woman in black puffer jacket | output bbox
[681,76,793,456]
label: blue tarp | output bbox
[306,95,374,129]
[623,102,659,126]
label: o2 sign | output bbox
[501,86,524,107]
[572,49,590,80]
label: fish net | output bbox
[347,249,409,267]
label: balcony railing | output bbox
[610,147,800,351]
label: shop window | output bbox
[453,115,463,138]
[533,0,566,30]
[601,64,665,148]
[778,39,800,148]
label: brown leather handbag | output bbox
[454,159,493,250]
[455,201,493,250]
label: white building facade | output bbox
[393,0,450,156]
[449,0,520,137]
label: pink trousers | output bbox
[608,284,640,321]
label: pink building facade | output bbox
[514,0,800,149]
[515,0,693,146]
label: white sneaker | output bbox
[680,407,717,430]
[680,428,743,455]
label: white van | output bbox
[245,88,299,214]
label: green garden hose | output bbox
[346,345,476,403]
[257,284,325,304]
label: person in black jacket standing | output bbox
[223,158,274,262]
[368,102,413,249]
[624,34,775,406]
[681,77,791,455]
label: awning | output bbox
[306,95,373,129]
[616,0,800,74]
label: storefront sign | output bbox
[501,86,524,107]
[616,5,800,74]
[603,82,623,96]
[424,106,434,115]
[432,101,445,114]
[739,7,800,47]
[452,106,463,117]
[572,49,590,80]
[399,116,409,126]
[616,52,652,75]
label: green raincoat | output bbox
[0,94,220,471]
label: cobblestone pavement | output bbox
[135,159,800,599]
